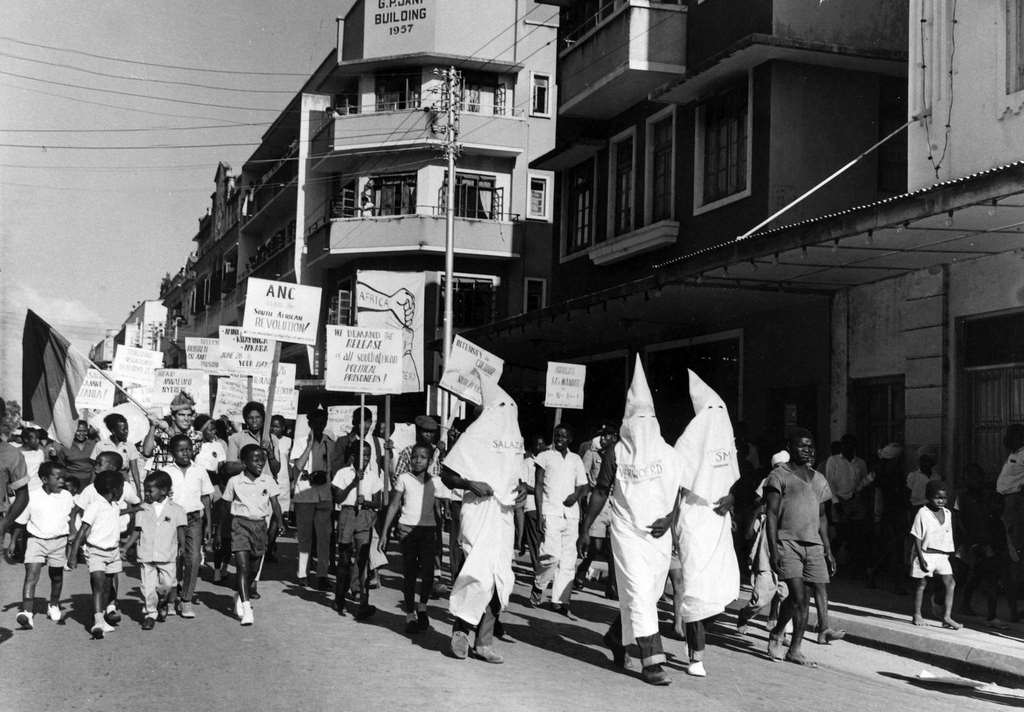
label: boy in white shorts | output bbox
[15,462,74,629]
[910,479,961,629]
[68,470,126,639]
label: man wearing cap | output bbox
[576,422,618,598]
[142,391,203,472]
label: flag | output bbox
[22,309,91,444]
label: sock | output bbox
[106,602,117,613]
[242,601,253,612]
[93,612,105,626]
[297,552,310,577]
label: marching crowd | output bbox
[1,359,1023,686]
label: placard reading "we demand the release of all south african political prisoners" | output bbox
[325,326,404,395]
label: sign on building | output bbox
[242,277,322,346]
[544,362,586,410]
[325,325,405,395]
[439,334,503,405]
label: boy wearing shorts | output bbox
[15,462,74,628]
[68,470,127,639]
[222,444,283,626]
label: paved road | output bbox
[1,537,1020,711]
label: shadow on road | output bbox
[878,671,1024,707]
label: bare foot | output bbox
[817,628,846,645]
[912,615,927,627]
[784,651,818,667]
[941,617,962,630]
[768,633,785,661]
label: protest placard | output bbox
[292,405,381,442]
[325,325,404,395]
[356,270,425,394]
[242,277,322,346]
[438,335,504,405]
[212,377,249,420]
[219,326,273,378]
[153,369,211,413]
[275,389,299,420]
[75,369,115,411]
[544,362,587,410]
[185,337,220,374]
[111,345,162,386]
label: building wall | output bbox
[908,0,1024,190]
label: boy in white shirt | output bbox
[68,470,127,639]
[164,434,214,618]
[15,462,74,629]
[910,479,961,630]
[121,471,188,630]
[332,440,382,620]
[221,444,283,626]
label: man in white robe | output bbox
[579,356,681,686]
[442,378,527,664]
[672,370,741,678]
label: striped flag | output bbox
[22,309,91,444]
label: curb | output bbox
[725,597,1024,687]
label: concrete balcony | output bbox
[326,213,520,260]
[559,0,687,119]
[311,110,526,174]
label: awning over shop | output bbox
[462,160,1024,366]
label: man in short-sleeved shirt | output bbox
[533,425,588,614]
[763,429,840,665]
[0,398,31,535]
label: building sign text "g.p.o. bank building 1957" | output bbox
[374,0,428,38]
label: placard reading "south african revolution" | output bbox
[242,277,322,346]
[325,325,404,395]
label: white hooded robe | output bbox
[673,370,741,623]
[609,356,682,644]
[445,378,523,625]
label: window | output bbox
[524,277,546,312]
[528,175,550,220]
[646,110,675,223]
[610,134,635,236]
[375,72,421,111]
[367,174,417,216]
[566,159,594,253]
[1009,0,1024,94]
[461,72,502,115]
[531,73,551,116]
[439,275,498,328]
[700,82,748,205]
[443,173,502,219]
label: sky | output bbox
[0,1,347,399]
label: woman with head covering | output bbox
[579,356,682,686]
[672,370,741,677]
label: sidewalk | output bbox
[724,576,1024,686]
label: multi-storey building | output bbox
[160,1,559,416]
[116,300,167,353]
[466,0,909,442]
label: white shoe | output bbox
[16,611,33,629]
[234,595,244,619]
[687,661,707,677]
[240,602,254,626]
[47,604,61,623]
[91,620,115,638]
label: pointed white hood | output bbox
[674,370,740,503]
[618,355,664,462]
[443,375,523,506]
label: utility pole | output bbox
[435,66,461,425]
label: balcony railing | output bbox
[562,0,684,46]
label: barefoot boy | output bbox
[15,462,74,628]
[911,480,961,629]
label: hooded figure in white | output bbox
[672,370,740,670]
[583,356,681,684]
[443,377,523,653]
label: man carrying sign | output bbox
[579,357,681,686]
[441,378,528,664]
